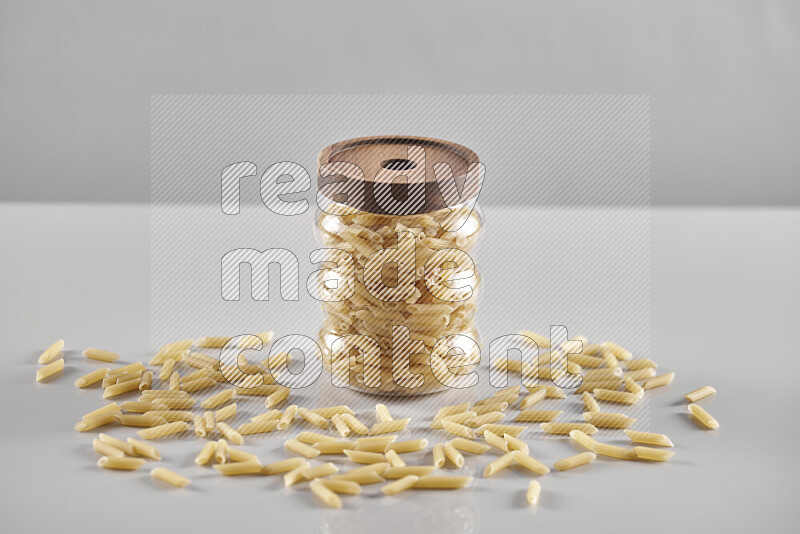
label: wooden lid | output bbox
[317,135,480,215]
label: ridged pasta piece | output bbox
[278,405,298,431]
[624,368,657,381]
[432,444,445,468]
[250,409,281,423]
[76,412,118,431]
[469,411,505,428]
[624,376,645,399]
[344,449,385,464]
[472,401,508,416]
[369,418,410,435]
[441,420,476,439]
[514,410,563,423]
[265,388,290,408]
[318,478,362,495]
[634,446,676,462]
[443,442,465,468]
[201,389,236,410]
[217,422,244,445]
[375,404,393,422]
[261,457,307,475]
[106,362,146,380]
[594,389,639,405]
[313,440,355,454]
[296,431,337,444]
[144,410,193,422]
[81,403,121,421]
[93,439,124,458]
[211,461,263,476]
[203,411,216,432]
[512,450,550,475]
[433,402,471,420]
[432,411,478,428]
[685,385,716,403]
[540,422,598,435]
[284,462,312,487]
[384,449,406,467]
[331,414,351,437]
[309,479,343,508]
[194,441,217,465]
[38,339,64,364]
[386,439,428,453]
[74,368,110,388]
[520,388,547,409]
[193,415,207,437]
[643,372,675,390]
[139,370,153,391]
[583,412,637,429]
[483,429,509,453]
[354,435,397,452]
[688,403,719,429]
[312,405,355,418]
[526,480,541,505]
[625,358,657,370]
[215,439,229,464]
[382,474,419,495]
[228,447,259,463]
[37,358,65,382]
[285,439,321,458]
[574,379,623,394]
[582,392,600,412]
[594,442,637,460]
[553,452,596,471]
[136,421,189,439]
[83,348,120,362]
[413,476,472,489]
[297,407,331,429]
[624,429,674,447]
[449,437,490,454]
[151,467,190,487]
[97,456,145,471]
[234,384,282,396]
[97,433,135,456]
[180,376,216,393]
[504,433,529,454]
[126,437,161,460]
[477,424,525,437]
[483,452,515,477]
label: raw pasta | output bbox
[151,467,191,487]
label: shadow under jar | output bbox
[314,136,484,395]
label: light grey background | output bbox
[1,204,798,533]
[1,0,799,205]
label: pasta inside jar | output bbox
[314,136,484,395]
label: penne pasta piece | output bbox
[540,422,598,435]
[574,379,624,394]
[309,479,342,508]
[432,402,471,420]
[582,368,623,381]
[265,387,290,409]
[382,474,419,495]
[250,409,282,423]
[469,411,505,428]
[194,415,207,437]
[181,377,216,393]
[234,384,283,396]
[97,433,135,456]
[194,441,217,465]
[519,388,547,410]
[106,362,146,380]
[344,449,385,464]
[376,404,393,423]
[503,433,529,454]
[340,414,369,435]
[685,385,716,403]
[83,348,120,363]
[278,405,299,431]
[483,430,509,453]
[553,452,596,471]
[625,358,657,370]
[74,368,110,388]
[318,478,362,495]
[413,476,472,489]
[331,414,351,437]
[151,467,190,487]
[97,456,145,471]
[228,447,259,463]
[432,444,445,468]
[472,402,508,416]
[297,407,330,429]
[354,435,397,452]
[139,370,153,391]
[386,438,428,453]
[634,446,676,462]
[144,410,193,422]
[688,403,719,429]
[329,469,384,485]
[542,385,566,399]
[449,437,490,455]
[285,439,321,458]
[284,462,312,486]
[432,411,477,429]
[382,466,436,479]
[594,442,637,460]
[214,461,264,476]
[261,457,308,475]
[582,392,600,412]
[81,403,121,421]
[37,358,65,382]
[526,480,541,505]
[624,376,645,399]
[583,412,637,429]
[212,403,237,423]
[116,414,169,428]
[38,339,64,364]
[215,439,229,464]
[126,437,161,460]
[441,420,476,439]
[568,353,606,368]
[443,442,465,468]
[296,431,337,444]
[204,411,216,432]
[313,440,356,454]
[594,389,639,405]
[216,422,244,445]
[302,462,340,480]
[385,449,407,467]
[643,372,675,390]
[76,412,118,431]
[477,424,526,437]
[136,421,189,439]
[515,410,563,423]
[624,430,674,447]
[311,405,355,418]
[93,439,124,458]
[512,450,550,475]
[624,368,657,381]
[201,389,236,410]
[103,378,142,398]
[484,452,515,477]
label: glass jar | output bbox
[314,136,484,395]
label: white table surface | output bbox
[1,203,798,533]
